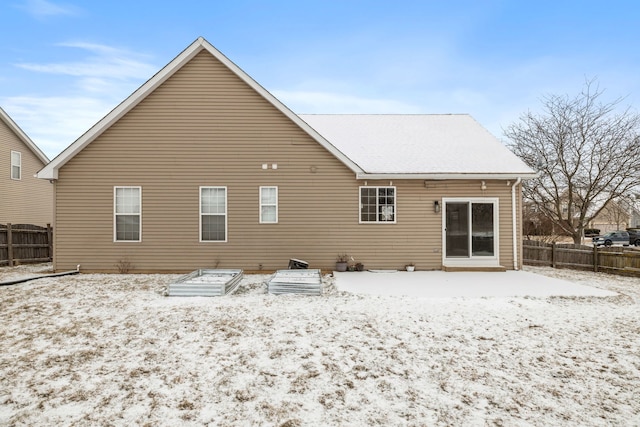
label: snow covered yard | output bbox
[1,265,638,426]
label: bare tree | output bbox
[505,80,640,244]
[597,200,630,231]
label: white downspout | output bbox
[512,178,522,270]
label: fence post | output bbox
[47,223,53,262]
[593,245,598,273]
[551,242,556,268]
[7,223,13,267]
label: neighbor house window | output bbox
[114,186,141,242]
[200,186,227,242]
[260,186,278,223]
[11,151,21,180]
[360,186,396,223]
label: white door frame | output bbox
[442,197,500,267]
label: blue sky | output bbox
[2,0,640,159]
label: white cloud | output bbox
[16,42,156,89]
[2,96,115,159]
[4,41,158,158]
[19,0,80,19]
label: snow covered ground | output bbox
[1,264,638,426]
[334,269,618,298]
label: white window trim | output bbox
[259,186,278,224]
[442,197,500,267]
[200,186,228,243]
[358,186,397,224]
[11,151,21,180]
[113,186,142,243]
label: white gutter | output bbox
[356,172,538,180]
[511,177,522,270]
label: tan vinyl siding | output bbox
[415,179,517,269]
[54,50,522,272]
[0,119,52,226]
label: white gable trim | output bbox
[0,107,49,165]
[37,37,363,180]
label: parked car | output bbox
[592,231,630,247]
[584,228,601,238]
[628,228,640,246]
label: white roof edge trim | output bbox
[0,107,49,165]
[356,172,539,180]
[37,37,363,180]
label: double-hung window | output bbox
[200,186,227,242]
[360,186,396,223]
[114,186,141,242]
[260,186,278,223]
[11,151,21,180]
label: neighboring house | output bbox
[37,37,536,273]
[630,197,640,228]
[588,196,640,232]
[0,107,52,226]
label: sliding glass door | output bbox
[444,199,498,262]
[445,202,469,257]
[471,203,495,256]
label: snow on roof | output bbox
[299,114,536,178]
[36,37,535,181]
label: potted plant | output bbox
[405,262,415,272]
[336,254,348,272]
[346,256,364,272]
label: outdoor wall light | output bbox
[481,180,487,190]
[434,201,440,213]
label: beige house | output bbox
[38,37,536,273]
[588,197,640,233]
[1,107,52,226]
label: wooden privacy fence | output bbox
[0,223,53,267]
[523,239,640,277]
